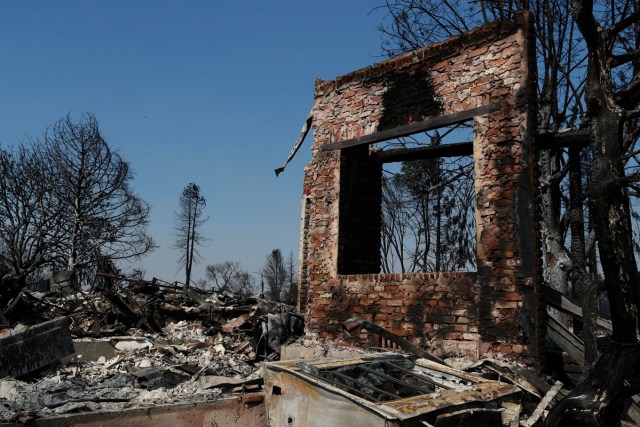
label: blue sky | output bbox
[0,1,387,284]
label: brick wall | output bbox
[299,12,541,364]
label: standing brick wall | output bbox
[299,12,541,364]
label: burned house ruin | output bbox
[297,12,543,364]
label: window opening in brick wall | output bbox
[378,123,477,274]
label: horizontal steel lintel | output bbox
[320,102,502,152]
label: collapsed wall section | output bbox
[299,12,541,363]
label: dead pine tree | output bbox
[40,114,155,279]
[0,113,155,287]
[173,183,208,287]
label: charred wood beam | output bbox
[543,286,613,333]
[104,290,141,323]
[536,128,592,149]
[374,131,591,162]
[547,315,585,366]
[522,381,564,427]
[320,102,501,152]
[374,141,473,163]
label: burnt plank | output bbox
[543,287,612,333]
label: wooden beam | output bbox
[320,102,502,152]
[374,141,473,163]
[521,381,564,427]
[543,287,612,333]
[547,315,585,366]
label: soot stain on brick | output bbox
[378,71,443,132]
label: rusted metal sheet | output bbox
[264,355,519,427]
[0,317,74,377]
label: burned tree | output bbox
[40,113,155,278]
[377,0,640,424]
[262,249,287,303]
[205,261,254,296]
[545,1,640,424]
[0,145,63,284]
[173,182,208,287]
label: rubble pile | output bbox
[1,320,264,422]
[2,278,297,339]
[0,279,303,423]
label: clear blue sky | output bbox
[0,1,387,284]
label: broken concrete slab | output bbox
[0,317,73,377]
[61,339,117,363]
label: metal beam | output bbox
[375,141,473,163]
[320,102,501,152]
[275,108,314,176]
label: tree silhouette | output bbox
[173,182,208,286]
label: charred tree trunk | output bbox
[546,343,640,426]
[540,149,572,324]
[547,2,640,423]
[568,144,598,372]
[547,97,640,427]
[589,107,640,342]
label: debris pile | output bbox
[3,277,639,426]
[0,278,303,423]
[2,277,299,341]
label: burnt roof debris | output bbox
[0,276,303,423]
